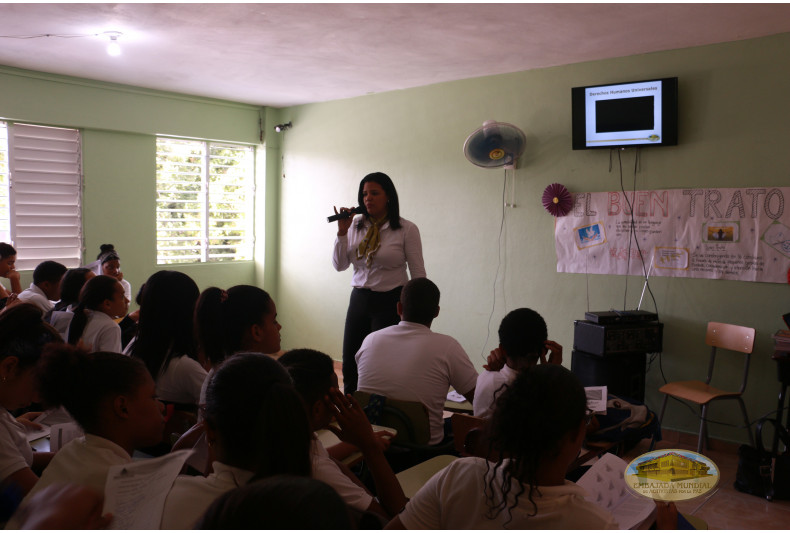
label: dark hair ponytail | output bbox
[67,275,119,345]
[205,352,311,477]
[132,270,199,378]
[195,285,274,368]
[53,268,92,312]
[37,344,149,433]
[484,365,587,523]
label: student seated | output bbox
[90,244,132,303]
[47,268,95,339]
[388,365,617,529]
[66,275,128,353]
[279,348,408,521]
[194,285,282,413]
[0,305,61,505]
[8,346,165,526]
[0,242,21,300]
[10,483,112,530]
[355,278,478,445]
[17,260,67,315]
[160,353,312,529]
[131,270,206,408]
[195,475,354,530]
[473,308,563,419]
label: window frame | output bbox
[155,136,256,265]
[0,121,83,270]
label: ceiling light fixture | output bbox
[0,30,125,58]
[105,31,122,57]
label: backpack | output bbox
[588,394,660,447]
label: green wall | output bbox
[0,66,265,302]
[2,32,789,444]
[274,33,790,443]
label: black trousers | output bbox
[342,286,402,394]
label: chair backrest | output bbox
[706,322,755,353]
[704,322,755,392]
[450,413,486,456]
[353,391,431,445]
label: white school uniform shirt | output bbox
[0,409,34,483]
[156,355,208,405]
[399,456,619,530]
[68,310,122,353]
[120,278,132,303]
[16,284,53,314]
[7,434,133,529]
[332,216,425,291]
[310,436,374,512]
[473,365,519,419]
[161,461,254,529]
[48,306,75,341]
[356,321,478,445]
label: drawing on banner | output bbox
[703,221,739,243]
[575,222,606,249]
[554,187,790,283]
[655,247,689,270]
[762,221,790,257]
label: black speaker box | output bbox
[573,320,663,356]
[571,350,646,402]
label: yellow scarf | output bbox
[357,216,388,267]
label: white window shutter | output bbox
[0,122,10,244]
[8,123,83,270]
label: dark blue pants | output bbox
[342,286,402,394]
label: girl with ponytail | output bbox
[160,353,311,529]
[5,345,164,527]
[66,275,128,353]
[0,304,61,499]
[194,285,281,410]
[389,365,619,529]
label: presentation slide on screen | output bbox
[585,81,663,147]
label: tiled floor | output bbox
[335,361,790,529]
[623,431,790,529]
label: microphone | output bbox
[327,206,364,223]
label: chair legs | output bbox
[737,397,755,447]
[655,394,753,454]
[697,404,708,454]
[651,394,670,451]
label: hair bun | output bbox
[100,244,115,253]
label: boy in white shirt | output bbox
[17,261,67,315]
[473,308,562,418]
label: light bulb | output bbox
[107,36,121,56]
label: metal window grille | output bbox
[156,137,254,264]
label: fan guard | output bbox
[463,120,526,169]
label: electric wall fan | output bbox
[463,120,526,169]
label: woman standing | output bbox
[332,172,425,393]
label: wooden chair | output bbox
[658,321,756,453]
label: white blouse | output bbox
[332,216,425,292]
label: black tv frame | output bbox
[572,77,678,150]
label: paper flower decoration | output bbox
[542,183,572,217]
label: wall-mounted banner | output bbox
[554,187,790,283]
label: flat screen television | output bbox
[572,77,678,150]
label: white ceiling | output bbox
[1,3,790,108]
